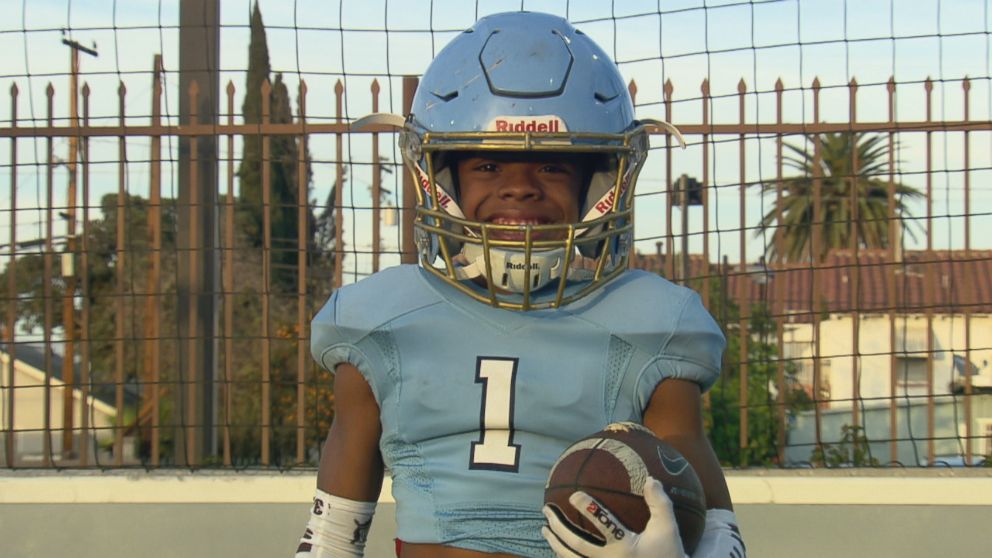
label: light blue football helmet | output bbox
[396,11,683,310]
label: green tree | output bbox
[755,132,924,263]
[237,1,271,242]
[0,194,182,386]
[0,192,335,467]
[0,193,182,459]
[702,279,812,466]
[238,2,314,289]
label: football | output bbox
[544,422,707,555]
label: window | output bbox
[894,321,931,354]
[896,356,928,387]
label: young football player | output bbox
[295,11,746,558]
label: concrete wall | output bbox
[2,469,991,557]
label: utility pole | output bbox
[60,34,97,459]
[177,0,220,466]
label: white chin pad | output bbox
[457,244,565,293]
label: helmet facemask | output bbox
[401,124,651,311]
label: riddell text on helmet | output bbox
[594,187,617,214]
[489,116,567,133]
[505,261,540,270]
[415,166,455,211]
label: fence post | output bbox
[4,83,17,468]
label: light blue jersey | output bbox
[311,265,724,557]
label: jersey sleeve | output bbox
[636,289,725,406]
[309,266,437,404]
[310,289,391,403]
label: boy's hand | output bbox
[542,478,688,558]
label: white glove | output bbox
[542,478,688,558]
[691,509,746,558]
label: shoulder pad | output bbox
[571,270,725,391]
[572,270,697,332]
[310,266,443,375]
[320,265,443,331]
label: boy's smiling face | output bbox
[455,152,588,241]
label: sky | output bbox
[0,0,990,281]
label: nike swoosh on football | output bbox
[658,447,689,476]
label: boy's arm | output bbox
[295,363,384,557]
[317,362,384,499]
[645,379,745,558]
[542,378,745,558]
[643,378,732,511]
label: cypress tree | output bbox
[237,2,270,242]
[238,2,311,288]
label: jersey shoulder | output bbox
[572,269,702,330]
[314,264,443,332]
[310,265,444,375]
[571,270,726,390]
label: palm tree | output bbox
[756,132,924,263]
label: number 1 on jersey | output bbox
[470,357,521,471]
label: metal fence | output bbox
[2,62,991,469]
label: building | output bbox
[636,248,992,465]
[0,342,135,465]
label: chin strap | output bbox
[454,244,566,294]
